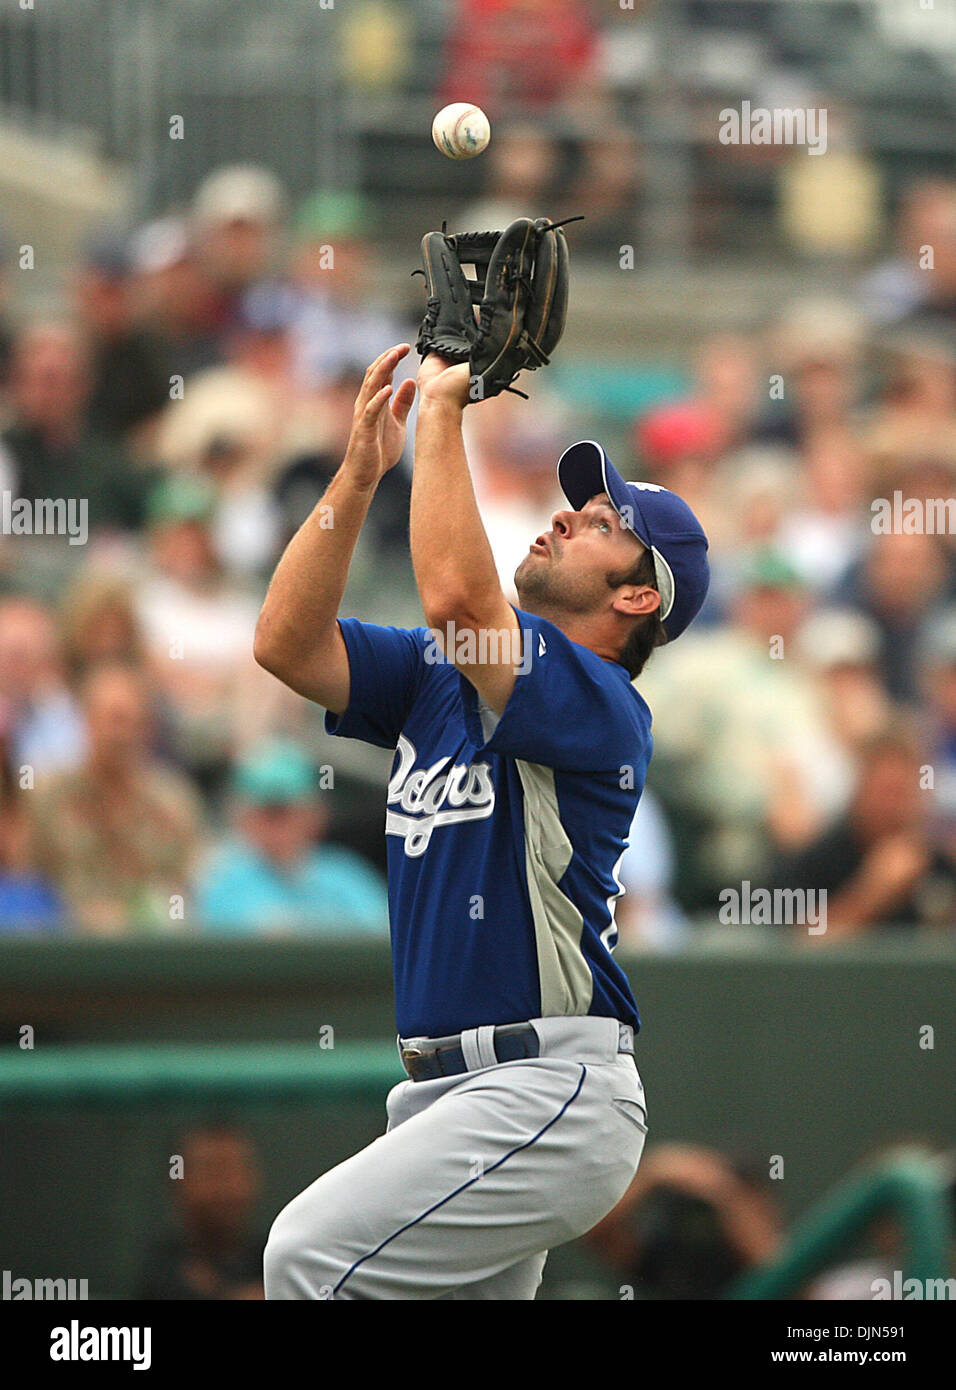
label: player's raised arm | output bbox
[254,344,416,712]
[410,355,520,717]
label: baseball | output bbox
[431,102,491,160]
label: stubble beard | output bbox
[514,549,603,620]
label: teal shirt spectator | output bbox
[196,839,388,937]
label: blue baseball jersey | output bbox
[325,607,652,1038]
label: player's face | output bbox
[515,493,644,614]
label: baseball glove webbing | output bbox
[414,215,582,399]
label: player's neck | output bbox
[521,601,623,665]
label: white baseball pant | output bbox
[264,1016,647,1300]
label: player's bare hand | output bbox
[344,344,417,490]
[417,353,473,409]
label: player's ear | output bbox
[612,585,661,620]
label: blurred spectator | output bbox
[0,7,948,956]
[694,333,763,454]
[131,217,225,379]
[565,123,643,253]
[636,401,723,487]
[866,332,956,473]
[438,0,600,120]
[272,364,411,558]
[0,321,151,532]
[339,0,413,91]
[840,531,954,704]
[709,445,799,609]
[32,662,204,935]
[0,597,85,782]
[59,572,145,681]
[755,298,865,453]
[872,328,950,436]
[585,1145,783,1300]
[775,728,956,935]
[636,333,762,498]
[634,387,731,562]
[459,115,638,255]
[440,0,640,252]
[796,608,894,779]
[195,739,388,937]
[151,325,286,576]
[639,550,846,902]
[288,189,414,393]
[191,164,286,344]
[0,226,14,388]
[0,717,63,933]
[777,429,869,593]
[861,179,956,329]
[616,787,688,950]
[138,1120,266,1300]
[778,104,882,260]
[464,385,569,599]
[892,456,956,572]
[74,230,170,440]
[918,608,956,858]
[135,477,268,795]
[458,123,561,230]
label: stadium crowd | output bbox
[0,153,952,941]
[0,0,951,1313]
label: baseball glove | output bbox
[414,215,581,399]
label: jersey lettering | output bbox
[386,734,495,857]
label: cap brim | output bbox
[557,440,676,624]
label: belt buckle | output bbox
[401,1046,425,1065]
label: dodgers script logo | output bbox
[386,735,495,857]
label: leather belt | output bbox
[400,1022,540,1082]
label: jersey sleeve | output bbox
[324,618,426,749]
[458,607,652,773]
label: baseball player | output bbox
[255,342,710,1299]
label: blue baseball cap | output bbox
[557,440,710,642]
